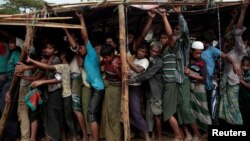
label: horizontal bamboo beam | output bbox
[1,17,73,21]
[0,21,83,29]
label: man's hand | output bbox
[31,80,44,88]
[156,8,167,17]
[148,10,156,19]
[76,11,83,19]
[184,67,191,76]
[15,62,27,74]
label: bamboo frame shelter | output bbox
[0,0,248,140]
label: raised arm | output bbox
[224,9,238,34]
[236,4,248,29]
[63,28,78,49]
[234,3,248,53]
[134,10,156,50]
[158,8,174,48]
[26,56,55,70]
[76,12,89,45]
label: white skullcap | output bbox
[191,41,204,50]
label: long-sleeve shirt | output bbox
[161,14,190,83]
[84,40,104,90]
[224,27,248,85]
[134,57,163,100]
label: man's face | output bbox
[150,46,161,58]
[192,49,202,60]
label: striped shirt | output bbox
[161,14,190,83]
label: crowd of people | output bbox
[0,2,249,141]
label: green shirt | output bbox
[0,43,10,73]
[6,50,20,80]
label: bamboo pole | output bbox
[0,21,83,29]
[1,17,73,21]
[118,4,130,141]
[0,26,35,137]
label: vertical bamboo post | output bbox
[118,4,130,141]
[0,26,35,137]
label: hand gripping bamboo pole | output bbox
[0,26,35,137]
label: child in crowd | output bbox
[185,41,211,133]
[64,28,89,141]
[77,12,105,141]
[239,56,250,128]
[100,44,122,141]
[128,42,150,141]
[130,41,163,141]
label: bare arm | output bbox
[240,80,250,90]
[184,68,204,81]
[221,53,243,77]
[134,10,156,50]
[21,71,45,81]
[236,4,248,29]
[76,12,89,45]
[225,9,238,34]
[63,28,77,49]
[127,60,145,74]
[31,78,60,88]
[158,8,174,48]
[27,56,55,70]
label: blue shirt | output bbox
[84,40,104,90]
[201,46,221,90]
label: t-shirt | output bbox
[54,64,71,98]
[104,55,121,83]
[188,59,206,84]
[70,56,81,74]
[47,56,62,92]
[6,50,20,80]
[201,46,221,90]
[130,58,149,86]
[0,42,9,73]
[84,40,104,90]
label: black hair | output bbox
[100,44,114,57]
[60,47,75,63]
[159,30,167,37]
[139,41,150,51]
[242,56,250,64]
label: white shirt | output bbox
[130,58,149,86]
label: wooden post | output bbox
[0,26,35,137]
[118,4,130,141]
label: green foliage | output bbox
[0,0,45,14]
